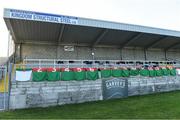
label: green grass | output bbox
[1,91,180,119]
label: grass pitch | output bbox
[1,91,180,119]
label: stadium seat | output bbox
[32,68,47,81]
[72,68,86,81]
[139,68,149,76]
[86,68,99,80]
[100,68,112,78]
[129,67,139,76]
[148,66,156,77]
[61,68,74,81]
[112,67,122,77]
[121,67,130,77]
[47,68,60,81]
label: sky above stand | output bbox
[0,0,180,57]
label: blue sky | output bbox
[0,0,180,57]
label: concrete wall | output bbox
[9,76,180,109]
[146,49,165,60]
[122,48,145,60]
[167,51,180,60]
[10,80,102,109]
[128,76,180,96]
[17,44,180,60]
[21,44,122,60]
[21,44,57,59]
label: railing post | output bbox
[54,59,55,68]
[39,59,40,68]
[3,66,7,110]
[7,63,12,110]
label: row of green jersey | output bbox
[31,68,177,81]
[32,70,99,82]
[101,69,176,78]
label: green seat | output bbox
[169,69,176,76]
[46,68,60,81]
[122,70,130,77]
[86,70,99,80]
[101,69,112,78]
[149,70,156,77]
[129,69,139,76]
[161,69,170,76]
[32,72,47,82]
[155,70,163,76]
[112,69,122,77]
[140,69,149,76]
[47,72,60,81]
[61,71,74,81]
[74,71,86,81]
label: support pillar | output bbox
[144,49,147,60]
[20,43,22,62]
[56,45,59,59]
[120,48,123,60]
[165,50,167,60]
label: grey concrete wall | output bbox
[19,44,180,60]
[122,48,145,60]
[21,44,57,59]
[94,48,121,60]
[146,49,165,60]
[9,75,180,110]
[128,76,180,96]
[10,80,102,109]
[167,50,180,60]
[21,44,123,60]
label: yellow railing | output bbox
[0,73,8,92]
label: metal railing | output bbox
[12,59,180,82]
[23,58,180,68]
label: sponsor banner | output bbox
[8,9,78,25]
[102,78,128,100]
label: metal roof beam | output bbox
[17,40,56,45]
[165,42,180,51]
[58,24,65,43]
[120,33,143,48]
[19,40,121,48]
[145,36,167,49]
[92,29,108,47]
[4,19,17,43]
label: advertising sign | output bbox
[8,9,78,25]
[103,78,128,100]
